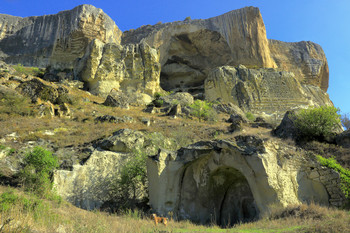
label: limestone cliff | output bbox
[269,40,329,91]
[122,7,328,92]
[147,138,345,226]
[0,5,121,69]
[74,39,161,97]
[204,65,333,121]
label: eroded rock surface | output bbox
[204,65,333,121]
[74,39,161,97]
[0,5,121,69]
[147,138,345,226]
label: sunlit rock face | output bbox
[204,65,333,122]
[122,6,328,93]
[0,4,121,69]
[147,138,345,227]
[74,39,161,97]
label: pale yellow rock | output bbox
[204,65,333,122]
[147,137,342,226]
[75,40,161,97]
[0,5,121,69]
[269,40,329,91]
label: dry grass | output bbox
[1,186,350,233]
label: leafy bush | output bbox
[18,147,59,198]
[316,155,350,199]
[0,93,33,116]
[112,149,148,210]
[341,113,350,130]
[152,92,163,107]
[189,100,217,121]
[245,112,256,121]
[294,106,341,140]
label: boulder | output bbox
[273,111,298,140]
[160,92,194,106]
[16,78,72,104]
[167,104,182,117]
[103,90,129,109]
[94,115,133,124]
[96,129,146,153]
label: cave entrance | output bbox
[159,29,233,95]
[178,165,258,227]
[210,167,258,227]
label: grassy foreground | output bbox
[1,186,350,233]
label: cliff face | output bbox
[0,5,121,69]
[205,65,332,121]
[123,7,276,68]
[269,40,329,91]
[0,5,330,105]
[147,139,345,226]
[122,7,329,92]
[74,39,161,97]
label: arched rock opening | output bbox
[159,29,233,95]
[178,164,258,227]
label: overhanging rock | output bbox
[147,137,345,226]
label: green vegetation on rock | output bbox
[18,147,59,198]
[294,106,341,140]
[189,100,217,122]
[316,155,350,198]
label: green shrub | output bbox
[0,93,33,116]
[13,63,25,73]
[112,149,148,210]
[316,155,350,198]
[189,100,217,121]
[18,147,59,198]
[294,106,341,140]
[245,112,256,121]
[152,92,163,107]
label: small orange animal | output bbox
[151,213,168,226]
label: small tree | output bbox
[18,147,59,198]
[189,100,217,121]
[341,113,350,130]
[294,106,341,141]
[112,150,148,210]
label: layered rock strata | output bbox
[205,65,333,121]
[147,138,345,226]
[0,5,121,69]
[122,7,329,92]
[74,39,161,97]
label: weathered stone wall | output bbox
[269,40,329,91]
[204,65,333,121]
[74,39,161,97]
[147,138,345,226]
[0,5,121,69]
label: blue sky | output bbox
[2,0,350,113]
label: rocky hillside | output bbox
[0,4,349,230]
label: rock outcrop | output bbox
[269,40,329,91]
[0,5,121,69]
[74,39,161,97]
[147,138,346,226]
[122,6,329,93]
[204,65,333,121]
